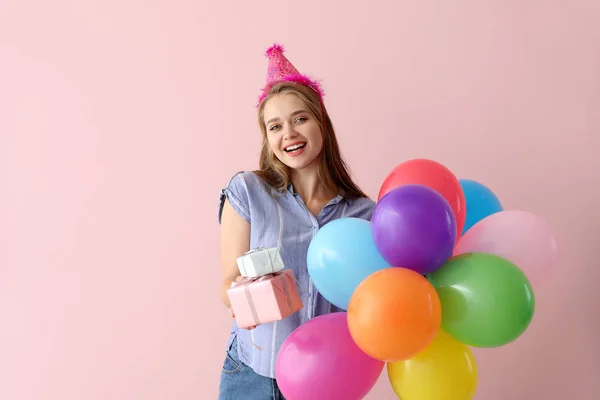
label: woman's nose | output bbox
[283,124,298,140]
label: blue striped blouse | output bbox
[218,171,376,378]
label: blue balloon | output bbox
[307,218,391,310]
[459,179,503,235]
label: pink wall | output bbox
[1,1,598,399]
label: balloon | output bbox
[276,312,384,400]
[454,210,558,290]
[387,329,478,400]
[372,185,457,275]
[347,267,442,361]
[427,253,535,348]
[307,218,391,310]
[459,179,503,235]
[378,159,466,236]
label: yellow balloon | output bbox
[387,329,478,400]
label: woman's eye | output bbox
[295,117,307,123]
[269,125,280,131]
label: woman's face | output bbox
[262,93,323,170]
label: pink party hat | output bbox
[258,44,324,105]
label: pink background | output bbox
[1,1,598,399]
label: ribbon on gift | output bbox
[231,271,299,327]
[244,247,266,254]
[246,246,280,260]
[243,275,270,326]
[264,247,281,270]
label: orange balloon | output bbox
[347,268,442,362]
[378,159,466,237]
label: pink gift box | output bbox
[227,269,303,329]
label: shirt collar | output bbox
[287,183,350,206]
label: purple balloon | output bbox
[372,184,457,274]
[276,313,384,400]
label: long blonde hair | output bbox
[254,82,369,200]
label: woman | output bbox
[218,44,375,400]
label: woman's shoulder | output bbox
[347,194,376,209]
[223,170,272,195]
[218,171,274,224]
[345,195,377,220]
[351,195,376,207]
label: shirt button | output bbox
[307,292,312,298]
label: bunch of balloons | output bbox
[275,159,559,400]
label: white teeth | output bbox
[285,143,305,152]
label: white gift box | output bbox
[236,247,285,278]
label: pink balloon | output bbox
[276,312,384,400]
[454,210,558,290]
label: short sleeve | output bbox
[218,171,251,224]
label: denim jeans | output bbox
[218,335,285,400]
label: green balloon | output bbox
[427,252,535,348]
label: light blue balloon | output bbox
[459,179,503,235]
[306,217,391,310]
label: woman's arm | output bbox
[219,198,251,309]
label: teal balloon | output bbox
[307,218,391,310]
[459,179,503,235]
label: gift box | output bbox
[227,269,303,329]
[236,247,285,278]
